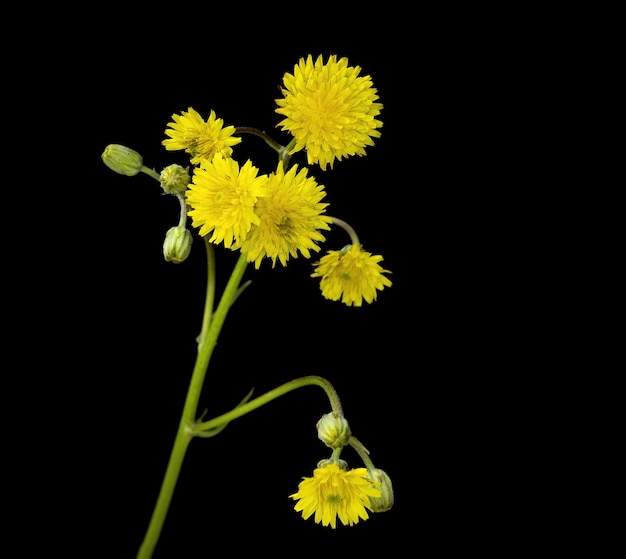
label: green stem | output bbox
[235,126,284,152]
[279,138,297,168]
[191,375,342,435]
[140,165,161,182]
[176,194,187,228]
[329,216,360,246]
[234,127,296,168]
[349,436,376,470]
[137,253,249,559]
[196,239,216,348]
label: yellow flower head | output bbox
[162,107,242,165]
[311,244,392,307]
[186,154,269,249]
[290,462,381,528]
[240,162,332,269]
[276,54,383,170]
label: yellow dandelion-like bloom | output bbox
[240,163,332,269]
[186,154,269,249]
[162,107,242,165]
[311,244,392,307]
[275,54,383,170]
[290,463,381,528]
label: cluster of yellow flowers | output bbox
[102,54,393,547]
[163,53,391,306]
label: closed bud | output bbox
[366,468,394,512]
[163,226,193,263]
[160,164,191,195]
[101,144,144,176]
[316,412,351,449]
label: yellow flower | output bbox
[186,154,269,249]
[311,244,392,306]
[290,463,381,528]
[275,54,383,170]
[162,107,242,165]
[240,163,331,269]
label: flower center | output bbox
[327,494,343,504]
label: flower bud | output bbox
[160,164,191,195]
[366,468,394,512]
[101,144,144,176]
[316,412,351,449]
[163,226,193,263]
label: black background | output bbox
[12,9,546,558]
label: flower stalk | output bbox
[137,252,248,559]
[136,247,344,556]
[190,374,343,436]
[329,216,360,246]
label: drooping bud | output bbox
[366,468,394,512]
[316,412,351,449]
[160,164,191,195]
[101,144,144,176]
[163,226,193,263]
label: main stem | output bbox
[137,252,249,559]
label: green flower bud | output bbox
[366,468,394,512]
[101,144,144,176]
[160,164,191,195]
[163,226,193,264]
[316,412,351,449]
